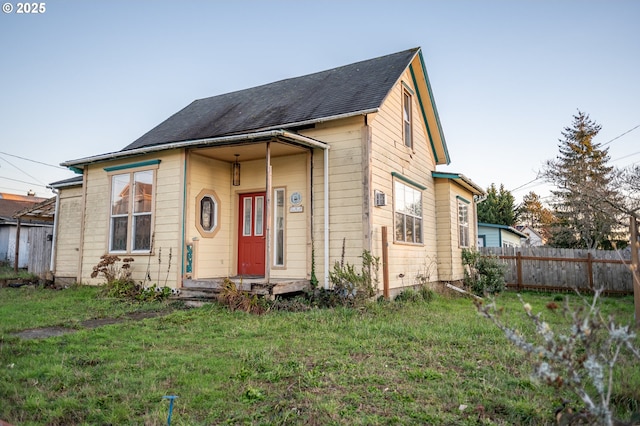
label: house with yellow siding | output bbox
[50,47,484,297]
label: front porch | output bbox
[176,276,311,304]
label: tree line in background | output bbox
[478,110,640,250]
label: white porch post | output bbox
[265,141,272,283]
[324,147,329,289]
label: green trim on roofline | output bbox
[417,50,450,164]
[432,172,459,179]
[69,166,83,174]
[409,64,438,164]
[103,159,161,172]
[391,172,427,190]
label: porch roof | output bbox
[60,129,329,168]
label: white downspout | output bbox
[324,147,330,289]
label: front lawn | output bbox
[0,287,638,425]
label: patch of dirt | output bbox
[11,310,171,340]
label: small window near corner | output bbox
[196,190,220,237]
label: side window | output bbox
[274,188,285,267]
[458,200,470,248]
[403,89,413,149]
[394,181,423,244]
[109,169,154,253]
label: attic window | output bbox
[403,89,413,148]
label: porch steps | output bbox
[173,277,310,306]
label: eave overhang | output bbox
[61,129,329,169]
[432,171,485,196]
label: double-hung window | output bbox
[403,89,413,148]
[109,169,154,253]
[458,199,470,248]
[394,181,423,244]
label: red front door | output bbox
[237,192,266,276]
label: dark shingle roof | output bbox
[49,176,83,188]
[122,48,420,151]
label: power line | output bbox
[601,124,640,147]
[0,155,46,186]
[611,150,640,163]
[0,151,65,169]
[510,176,543,192]
[0,175,48,188]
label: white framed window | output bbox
[273,188,285,267]
[458,200,470,248]
[109,169,154,253]
[403,89,413,148]
[394,181,423,244]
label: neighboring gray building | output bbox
[0,193,52,268]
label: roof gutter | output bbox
[60,129,330,168]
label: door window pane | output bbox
[255,196,264,236]
[243,197,252,236]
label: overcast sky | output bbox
[1,0,638,204]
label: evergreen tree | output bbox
[517,191,555,242]
[477,183,517,226]
[542,111,623,249]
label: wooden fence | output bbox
[26,226,53,278]
[479,247,634,294]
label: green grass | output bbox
[0,287,638,425]
[0,285,172,333]
[0,264,38,281]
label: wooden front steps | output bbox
[174,277,310,305]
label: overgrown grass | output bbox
[0,264,38,281]
[0,285,172,334]
[0,288,637,425]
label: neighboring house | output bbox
[477,222,529,248]
[0,192,51,268]
[51,47,484,295]
[515,225,545,247]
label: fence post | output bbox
[516,251,523,291]
[587,252,594,291]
